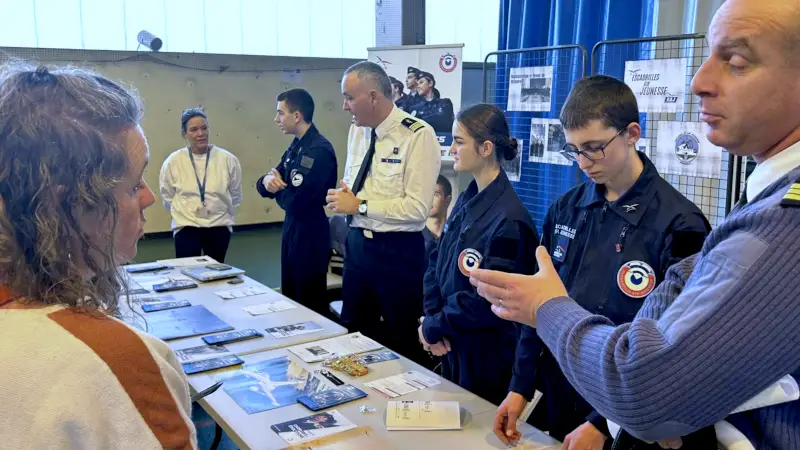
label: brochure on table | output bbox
[287,333,383,363]
[386,401,461,431]
[271,410,357,446]
[364,371,441,399]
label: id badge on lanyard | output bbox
[188,147,211,218]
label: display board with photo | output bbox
[507,66,553,112]
[528,118,573,167]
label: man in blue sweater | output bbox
[470,0,800,448]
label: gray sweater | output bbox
[537,167,800,448]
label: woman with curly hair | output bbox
[0,63,197,449]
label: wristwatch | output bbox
[358,200,368,216]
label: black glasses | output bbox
[560,127,627,162]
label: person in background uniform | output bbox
[492,75,712,449]
[402,66,423,114]
[0,63,196,448]
[390,76,408,110]
[160,108,242,263]
[326,61,441,366]
[419,104,539,405]
[412,71,455,133]
[257,89,337,316]
[423,175,452,260]
[474,2,800,447]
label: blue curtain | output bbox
[496,0,656,230]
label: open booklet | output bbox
[385,401,461,431]
[287,332,383,363]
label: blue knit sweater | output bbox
[536,167,800,448]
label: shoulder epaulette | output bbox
[781,183,800,207]
[401,117,425,133]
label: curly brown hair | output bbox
[0,62,143,315]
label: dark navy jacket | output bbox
[512,152,711,438]
[256,124,337,221]
[422,169,539,405]
[411,97,455,132]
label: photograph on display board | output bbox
[368,45,463,160]
[217,355,323,414]
[528,118,573,167]
[501,137,523,182]
[654,121,723,178]
[507,66,553,112]
[624,58,688,114]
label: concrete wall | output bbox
[1,49,358,233]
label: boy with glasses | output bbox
[494,75,714,449]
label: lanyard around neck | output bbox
[187,146,212,205]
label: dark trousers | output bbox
[174,226,232,263]
[441,329,518,406]
[341,228,430,367]
[280,217,331,316]
[530,351,717,449]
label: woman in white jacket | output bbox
[160,108,242,263]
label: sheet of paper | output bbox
[287,332,383,363]
[243,300,296,315]
[157,256,218,267]
[265,321,323,339]
[386,401,461,430]
[364,371,441,398]
[174,344,231,363]
[215,286,269,300]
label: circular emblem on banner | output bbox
[439,52,458,73]
[617,261,656,298]
[291,172,304,187]
[674,132,700,165]
[458,248,482,277]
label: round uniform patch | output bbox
[617,260,656,298]
[291,172,304,187]
[458,248,483,277]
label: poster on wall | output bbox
[502,138,523,182]
[368,44,464,161]
[655,121,722,178]
[528,118,573,167]
[507,66,553,112]
[624,58,688,113]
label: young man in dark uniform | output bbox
[493,75,714,449]
[401,66,423,114]
[257,88,337,316]
[390,77,408,110]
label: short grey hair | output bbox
[344,61,392,98]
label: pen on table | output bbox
[191,380,224,402]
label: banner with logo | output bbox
[368,44,464,161]
[655,121,722,178]
[624,58,688,113]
